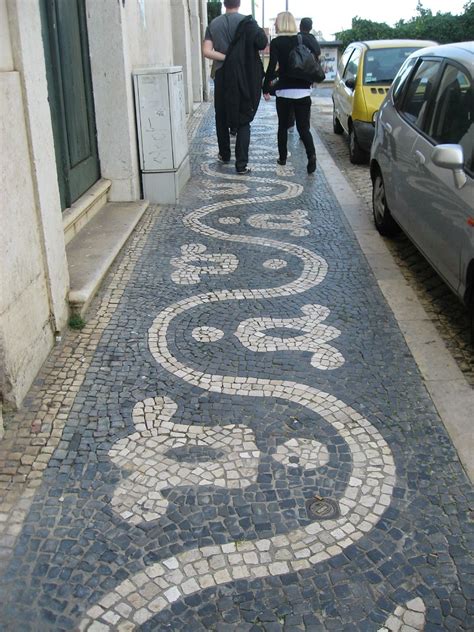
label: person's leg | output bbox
[276,97,291,162]
[235,122,250,172]
[287,103,296,130]
[294,97,315,158]
[294,96,316,172]
[214,69,231,161]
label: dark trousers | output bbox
[214,69,250,171]
[276,96,315,161]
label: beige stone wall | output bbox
[7,0,70,324]
[125,0,174,68]
[0,0,207,414]
[0,72,55,409]
[124,0,203,114]
[1,0,69,412]
[86,0,142,201]
[0,0,13,70]
[87,0,206,201]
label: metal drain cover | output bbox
[306,497,340,520]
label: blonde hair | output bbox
[275,12,297,34]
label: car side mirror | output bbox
[345,78,355,90]
[431,144,466,189]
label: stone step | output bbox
[67,200,149,316]
[63,179,112,245]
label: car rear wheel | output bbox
[349,127,366,164]
[372,172,400,237]
[333,106,343,134]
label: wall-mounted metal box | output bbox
[133,66,190,204]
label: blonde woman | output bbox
[263,12,320,173]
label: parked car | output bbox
[332,39,436,163]
[370,42,474,315]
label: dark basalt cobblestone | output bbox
[0,102,472,631]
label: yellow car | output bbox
[332,39,437,163]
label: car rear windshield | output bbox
[363,47,419,84]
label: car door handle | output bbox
[382,122,392,134]
[414,150,425,165]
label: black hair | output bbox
[300,17,313,33]
[224,0,241,8]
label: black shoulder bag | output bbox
[288,34,326,83]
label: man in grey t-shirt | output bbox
[205,11,245,73]
[203,0,250,173]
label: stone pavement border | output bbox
[315,133,474,483]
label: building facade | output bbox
[0,0,209,423]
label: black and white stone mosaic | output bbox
[0,103,472,631]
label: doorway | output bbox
[41,0,100,209]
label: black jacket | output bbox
[223,16,268,128]
[263,33,321,93]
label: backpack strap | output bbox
[224,13,233,45]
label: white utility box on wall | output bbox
[133,66,190,204]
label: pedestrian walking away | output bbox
[203,0,267,174]
[287,17,321,134]
[263,11,320,174]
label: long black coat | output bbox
[223,16,268,129]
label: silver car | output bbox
[370,42,474,316]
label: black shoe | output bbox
[236,167,251,175]
[277,158,286,166]
[218,154,231,164]
[307,155,317,174]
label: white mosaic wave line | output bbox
[218,216,241,225]
[108,397,260,524]
[170,243,239,285]
[191,326,225,342]
[378,597,426,631]
[81,378,395,629]
[272,438,330,470]
[247,209,310,237]
[80,159,395,630]
[263,258,287,270]
[198,180,249,200]
[235,304,345,371]
[203,144,295,175]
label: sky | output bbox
[238,0,468,39]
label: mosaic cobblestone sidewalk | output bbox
[0,102,473,632]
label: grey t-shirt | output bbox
[204,12,246,71]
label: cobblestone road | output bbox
[0,102,473,632]
[310,90,473,386]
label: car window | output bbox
[363,47,419,84]
[338,47,354,76]
[426,63,473,172]
[399,59,442,129]
[392,57,417,106]
[343,48,361,82]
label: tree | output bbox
[207,1,222,23]
[335,2,473,49]
[335,17,394,49]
